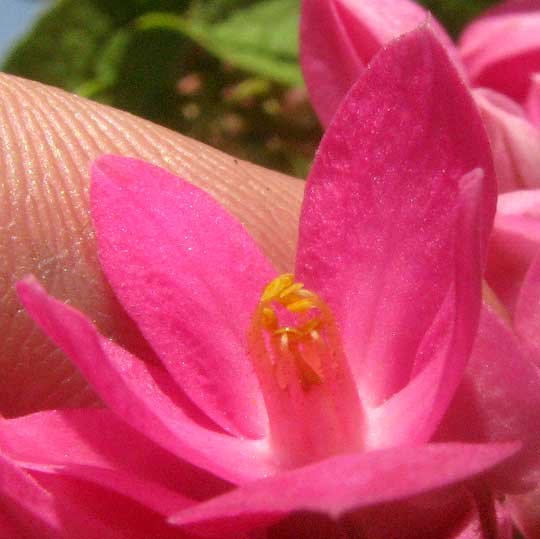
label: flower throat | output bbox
[248,274,365,467]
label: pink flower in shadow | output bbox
[3,28,537,539]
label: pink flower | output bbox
[486,189,540,319]
[301,0,540,193]
[301,0,540,359]
[3,28,539,538]
[301,3,540,534]
[459,0,540,105]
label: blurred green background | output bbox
[2,0,500,177]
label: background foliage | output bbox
[3,0,500,177]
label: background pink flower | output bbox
[301,0,540,193]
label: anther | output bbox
[261,307,278,330]
[261,274,294,302]
[286,299,315,313]
[279,283,305,300]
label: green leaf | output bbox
[138,0,302,87]
[75,29,132,98]
[418,0,501,37]
[3,0,113,90]
[77,25,193,126]
[188,0,256,23]
[2,0,189,91]
[2,0,317,177]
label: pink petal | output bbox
[91,155,274,439]
[269,494,470,539]
[0,450,60,537]
[17,277,275,484]
[0,409,227,509]
[486,189,540,312]
[300,0,456,125]
[474,88,540,192]
[0,514,22,538]
[459,0,540,102]
[31,471,196,539]
[366,171,484,446]
[507,485,540,539]
[526,72,540,126]
[1,447,167,539]
[515,251,540,362]
[169,443,518,536]
[296,27,495,406]
[496,186,540,216]
[435,306,540,492]
[456,501,513,539]
[45,464,193,516]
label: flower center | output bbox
[248,274,365,468]
[259,273,326,390]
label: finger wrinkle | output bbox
[0,76,103,415]
[0,72,304,416]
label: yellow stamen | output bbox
[253,273,331,390]
[286,299,315,313]
[261,273,294,302]
[279,282,305,299]
[261,307,278,330]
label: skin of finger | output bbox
[0,73,304,417]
